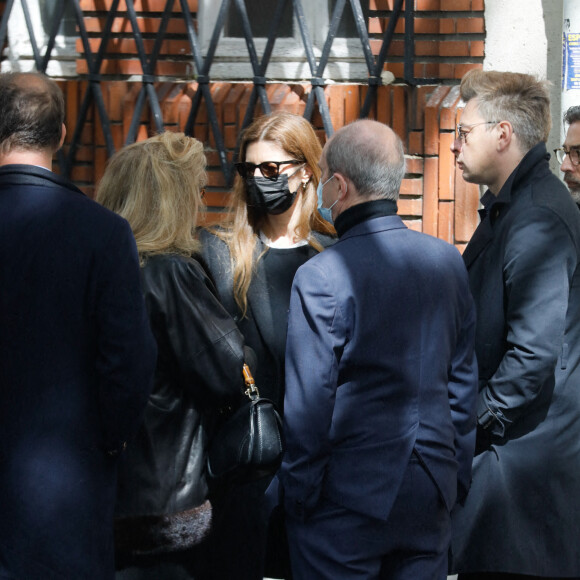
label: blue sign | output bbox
[566,32,580,90]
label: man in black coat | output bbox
[555,105,580,208]
[0,72,156,579]
[449,70,580,578]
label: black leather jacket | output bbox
[114,253,248,557]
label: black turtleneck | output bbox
[333,198,398,238]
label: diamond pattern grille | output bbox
[0,0,424,183]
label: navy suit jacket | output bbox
[0,165,156,579]
[280,209,477,523]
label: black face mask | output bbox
[245,173,301,215]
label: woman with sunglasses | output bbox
[199,111,335,580]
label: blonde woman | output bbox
[199,112,335,580]
[97,132,250,579]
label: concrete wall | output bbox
[484,0,565,172]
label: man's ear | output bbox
[57,123,66,150]
[334,172,349,200]
[496,120,514,153]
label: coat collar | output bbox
[338,212,407,242]
[334,198,398,237]
[462,142,550,269]
[0,164,85,196]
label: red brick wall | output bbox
[370,0,485,82]
[5,0,484,248]
[57,79,479,247]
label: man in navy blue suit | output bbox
[0,72,156,579]
[279,119,478,579]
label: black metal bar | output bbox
[201,0,230,73]
[126,87,148,145]
[124,0,165,140]
[150,0,175,64]
[404,0,415,85]
[41,0,69,72]
[233,0,270,115]
[0,0,15,52]
[260,0,288,74]
[20,0,42,70]
[360,0,405,118]
[147,82,164,134]
[237,0,289,136]
[316,0,346,77]
[373,0,405,77]
[179,0,209,132]
[144,0,177,132]
[179,0,232,184]
[292,0,334,135]
[65,0,118,173]
[349,0,375,74]
[77,0,117,155]
[292,0,318,77]
[184,86,203,136]
[125,0,151,72]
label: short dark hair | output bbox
[564,105,580,127]
[0,72,65,155]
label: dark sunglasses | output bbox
[234,159,301,181]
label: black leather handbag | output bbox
[207,364,284,485]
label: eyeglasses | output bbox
[554,147,580,166]
[455,121,499,144]
[234,159,301,181]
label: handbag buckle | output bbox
[243,363,260,400]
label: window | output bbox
[226,0,294,38]
[198,0,371,81]
[1,0,77,76]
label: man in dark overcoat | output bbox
[280,119,478,579]
[0,72,156,578]
[450,70,580,578]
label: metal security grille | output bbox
[0,0,424,183]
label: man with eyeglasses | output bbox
[555,105,580,205]
[449,69,580,580]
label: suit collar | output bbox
[334,198,398,237]
[0,164,85,196]
[338,212,407,242]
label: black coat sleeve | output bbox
[94,218,157,455]
[479,205,578,436]
[141,254,247,406]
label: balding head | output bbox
[322,119,405,201]
[0,72,65,157]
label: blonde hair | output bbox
[460,69,551,152]
[97,132,206,261]
[209,111,335,316]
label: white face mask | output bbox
[316,174,337,224]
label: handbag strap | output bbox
[243,364,260,401]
